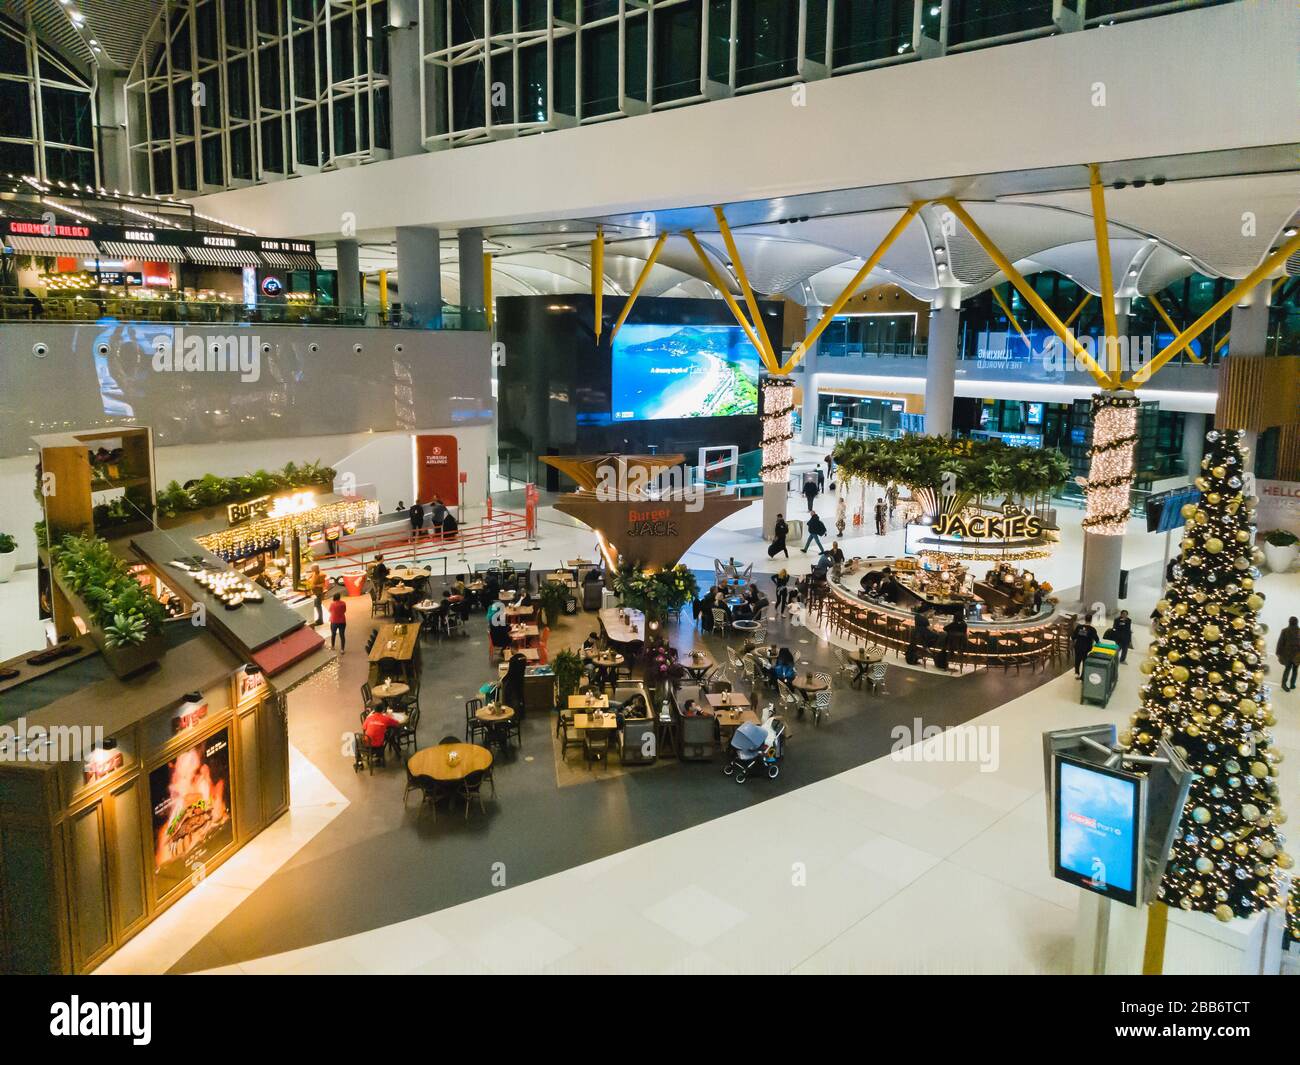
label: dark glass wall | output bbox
[496,294,772,488]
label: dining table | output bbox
[680,650,715,683]
[589,651,624,688]
[408,743,493,783]
[847,646,884,687]
[568,694,610,710]
[371,679,410,708]
[368,624,420,677]
[705,691,750,710]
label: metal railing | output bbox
[0,296,489,331]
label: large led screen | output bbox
[150,729,233,899]
[1055,758,1140,904]
[611,323,761,421]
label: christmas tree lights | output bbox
[1125,429,1290,922]
[1082,391,1140,535]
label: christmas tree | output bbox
[1125,428,1292,922]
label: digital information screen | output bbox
[1054,757,1140,905]
[610,323,760,421]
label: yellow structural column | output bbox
[592,226,605,341]
[938,197,1112,388]
[990,284,1032,349]
[378,270,389,316]
[1146,294,1203,364]
[781,202,924,374]
[1126,232,1300,387]
[1063,292,1092,329]
[610,233,668,340]
[712,206,778,372]
[683,230,771,361]
[1088,164,1122,385]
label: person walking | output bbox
[802,475,819,513]
[328,592,348,652]
[1277,616,1300,691]
[824,453,834,489]
[802,510,827,554]
[772,569,791,615]
[1108,609,1133,663]
[1072,613,1100,678]
[306,564,328,625]
[874,496,888,536]
[768,513,789,558]
[408,500,425,537]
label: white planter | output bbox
[0,551,15,583]
[1263,542,1298,574]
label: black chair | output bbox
[370,583,393,618]
[364,629,379,653]
[353,733,386,774]
[501,712,522,752]
[438,734,461,745]
[395,707,420,753]
[403,764,440,812]
[459,770,487,818]
[465,698,488,743]
[360,682,374,712]
[376,656,402,683]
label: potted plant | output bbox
[538,579,570,627]
[49,534,167,678]
[552,649,584,708]
[0,532,15,583]
[1261,529,1299,573]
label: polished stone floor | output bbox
[162,584,1065,974]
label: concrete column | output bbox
[1080,302,1135,615]
[335,239,362,309]
[395,226,442,326]
[95,72,131,191]
[458,228,485,319]
[1181,411,1208,477]
[799,302,823,445]
[1228,279,1271,476]
[923,293,960,436]
[386,0,423,159]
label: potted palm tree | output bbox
[538,579,570,627]
[0,532,16,583]
[552,649,584,708]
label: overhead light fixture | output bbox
[1285,227,1297,237]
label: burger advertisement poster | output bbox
[149,730,234,898]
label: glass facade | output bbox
[127,0,391,194]
[0,15,96,184]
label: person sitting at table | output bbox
[943,613,967,660]
[501,653,528,718]
[487,598,511,652]
[615,693,650,724]
[581,631,602,659]
[680,698,710,718]
[361,708,402,752]
[772,647,796,685]
[877,567,900,604]
[732,597,755,622]
[452,574,468,599]
[482,570,500,609]
[907,609,932,664]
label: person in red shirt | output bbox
[362,710,400,750]
[327,592,348,651]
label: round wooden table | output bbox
[408,743,493,782]
[792,675,829,694]
[591,651,624,689]
[372,680,410,703]
[476,704,515,723]
[681,651,715,682]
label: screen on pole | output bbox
[610,323,761,421]
[1054,756,1140,905]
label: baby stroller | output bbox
[723,718,786,783]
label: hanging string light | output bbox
[760,377,795,483]
[1124,428,1290,922]
[1083,390,1140,534]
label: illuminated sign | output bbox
[172,701,209,734]
[124,230,156,242]
[260,275,284,297]
[203,235,237,247]
[931,503,1045,541]
[227,495,271,525]
[9,220,90,238]
[267,491,318,519]
[627,507,678,537]
[83,746,124,784]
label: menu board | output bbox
[149,729,233,899]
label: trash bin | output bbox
[1080,648,1119,707]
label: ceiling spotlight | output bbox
[1128,269,1138,277]
[1112,180,1127,190]
[1285,227,1297,237]
[933,245,944,254]
[1181,254,1192,260]
[1147,236,1158,243]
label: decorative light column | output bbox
[761,377,795,539]
[1080,390,1140,612]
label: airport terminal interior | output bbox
[0,0,1297,980]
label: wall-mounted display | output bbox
[611,323,760,421]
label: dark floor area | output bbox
[169,590,1065,973]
